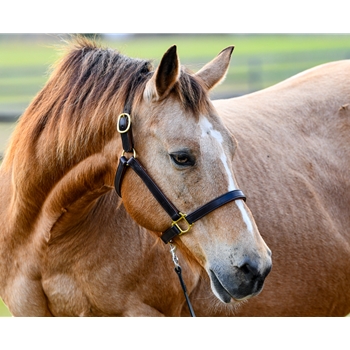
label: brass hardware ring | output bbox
[117,113,131,134]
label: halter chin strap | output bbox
[114,113,246,244]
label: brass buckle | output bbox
[117,113,131,134]
[171,212,193,235]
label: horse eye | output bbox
[170,152,195,167]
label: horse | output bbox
[0,37,272,316]
[188,60,350,316]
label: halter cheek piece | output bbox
[114,113,246,244]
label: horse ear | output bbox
[144,45,180,101]
[195,46,234,90]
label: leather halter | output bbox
[114,111,246,244]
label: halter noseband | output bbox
[114,112,246,244]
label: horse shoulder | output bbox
[0,152,114,315]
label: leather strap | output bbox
[115,156,128,197]
[117,66,148,154]
[118,114,134,153]
[161,190,246,243]
[115,156,181,222]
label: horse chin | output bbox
[208,269,261,304]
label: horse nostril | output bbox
[239,263,251,275]
[238,261,260,277]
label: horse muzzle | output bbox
[208,258,272,303]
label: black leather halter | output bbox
[114,112,246,244]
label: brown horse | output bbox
[189,60,350,316]
[0,37,271,316]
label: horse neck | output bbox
[2,114,120,236]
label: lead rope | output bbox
[169,242,196,317]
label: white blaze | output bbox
[199,116,253,233]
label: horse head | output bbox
[118,45,272,303]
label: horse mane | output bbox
[1,36,210,231]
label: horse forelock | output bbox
[174,67,210,117]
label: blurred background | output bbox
[1,33,350,316]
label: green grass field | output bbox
[1,33,350,316]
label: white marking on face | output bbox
[199,116,254,234]
[199,116,236,191]
[236,200,253,233]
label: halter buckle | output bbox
[117,113,131,134]
[171,212,193,235]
